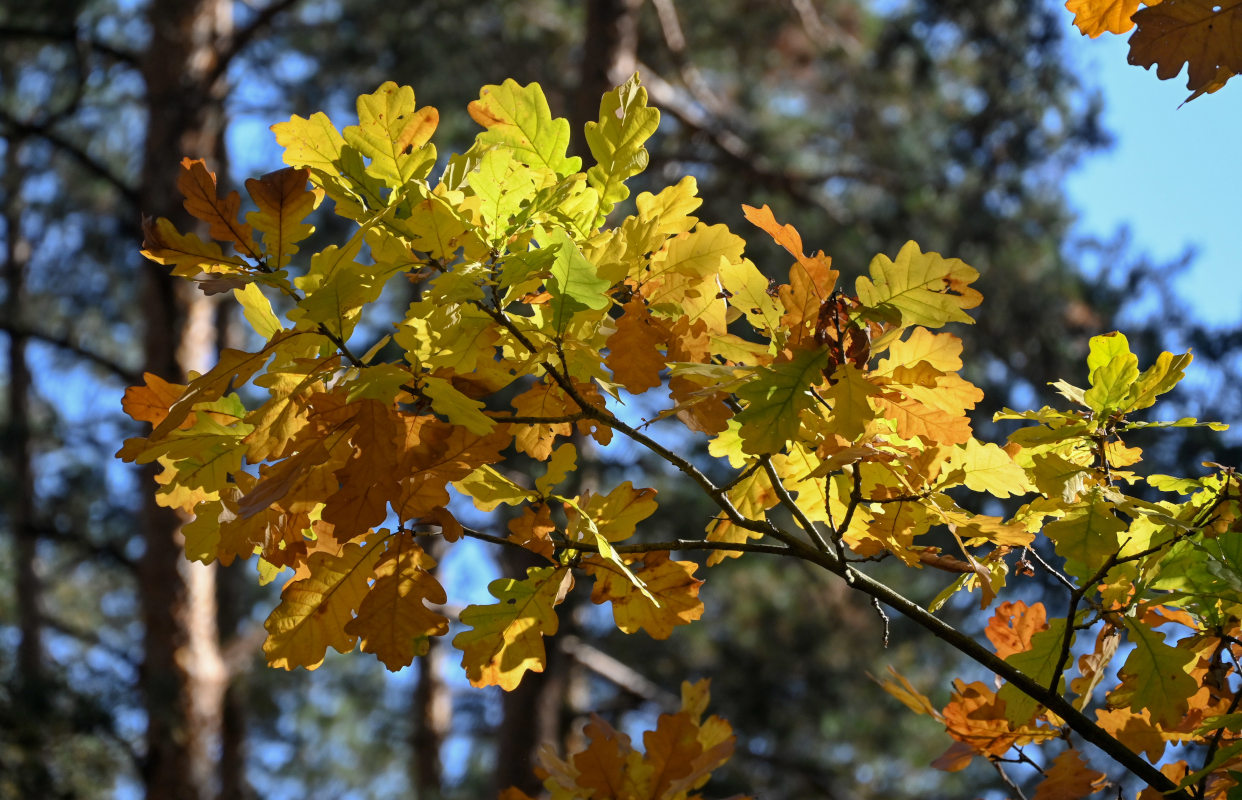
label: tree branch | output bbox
[0,23,139,65]
[0,320,143,385]
[0,109,139,208]
[636,64,843,222]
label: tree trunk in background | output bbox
[571,0,644,157]
[410,623,450,798]
[4,130,53,797]
[216,303,255,800]
[138,1,232,797]
[491,1,643,793]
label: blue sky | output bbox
[1061,25,1242,327]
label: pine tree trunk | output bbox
[4,128,54,798]
[137,2,232,797]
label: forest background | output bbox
[1,0,1240,798]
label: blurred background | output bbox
[1,0,1240,798]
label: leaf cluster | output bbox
[121,75,1242,798]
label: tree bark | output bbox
[4,128,54,798]
[137,2,232,797]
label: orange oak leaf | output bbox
[508,379,577,460]
[1066,0,1148,36]
[178,158,261,258]
[941,680,1058,758]
[149,333,305,440]
[605,296,668,393]
[985,601,1050,659]
[245,166,318,268]
[742,204,838,329]
[1129,0,1242,94]
[873,391,974,445]
[121,372,188,429]
[644,708,702,797]
[343,533,448,670]
[564,716,648,798]
[453,565,572,690]
[526,678,740,800]
[507,503,557,560]
[1032,749,1108,800]
[587,551,704,639]
[263,534,385,669]
[321,400,406,544]
[393,417,511,519]
[1094,708,1168,761]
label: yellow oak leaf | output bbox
[703,516,764,566]
[1066,0,1148,36]
[582,481,659,543]
[469,79,579,176]
[264,534,385,669]
[881,326,964,373]
[140,215,251,278]
[945,438,1034,499]
[453,565,572,690]
[719,257,783,336]
[1129,0,1242,95]
[824,363,881,441]
[856,241,981,329]
[587,551,704,639]
[343,534,448,671]
[343,82,439,188]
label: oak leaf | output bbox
[343,82,438,188]
[1067,0,1148,36]
[343,534,448,670]
[856,241,980,329]
[264,534,385,669]
[1113,617,1197,726]
[606,296,668,393]
[140,216,251,278]
[469,79,580,176]
[985,601,1049,659]
[587,551,704,639]
[734,346,830,454]
[585,74,660,228]
[453,565,572,690]
[244,166,318,269]
[1129,0,1242,95]
[177,158,260,258]
[1033,749,1107,800]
